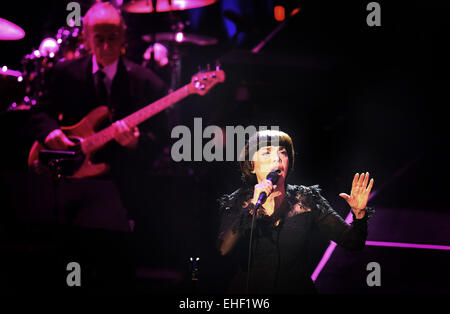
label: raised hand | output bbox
[339,172,374,219]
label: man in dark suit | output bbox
[30,2,169,291]
[32,2,168,231]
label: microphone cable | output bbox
[246,202,258,293]
[245,170,280,293]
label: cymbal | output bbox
[1,66,22,78]
[0,17,25,40]
[142,32,217,46]
[122,0,217,13]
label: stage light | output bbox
[176,0,187,10]
[175,32,184,43]
[39,37,59,57]
[290,7,301,17]
[143,43,169,67]
[274,5,285,22]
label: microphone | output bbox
[254,169,281,209]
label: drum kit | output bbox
[0,0,220,113]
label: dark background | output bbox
[1,0,449,295]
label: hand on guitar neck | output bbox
[45,120,140,151]
[112,120,140,150]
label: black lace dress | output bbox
[217,184,374,294]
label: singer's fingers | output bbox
[257,183,272,194]
[255,181,273,195]
[263,183,274,193]
[357,172,365,187]
[363,172,370,188]
[259,180,273,189]
[352,173,359,189]
[366,178,374,193]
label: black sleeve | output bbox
[216,189,254,251]
[309,185,375,251]
[217,205,253,243]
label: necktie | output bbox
[94,70,109,107]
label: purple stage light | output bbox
[312,205,449,282]
[175,32,184,43]
[311,241,338,282]
[311,211,353,282]
[365,241,450,250]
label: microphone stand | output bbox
[246,190,270,293]
[188,257,200,293]
[246,201,258,293]
[245,171,280,293]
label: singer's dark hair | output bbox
[239,130,294,185]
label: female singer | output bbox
[217,130,374,293]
